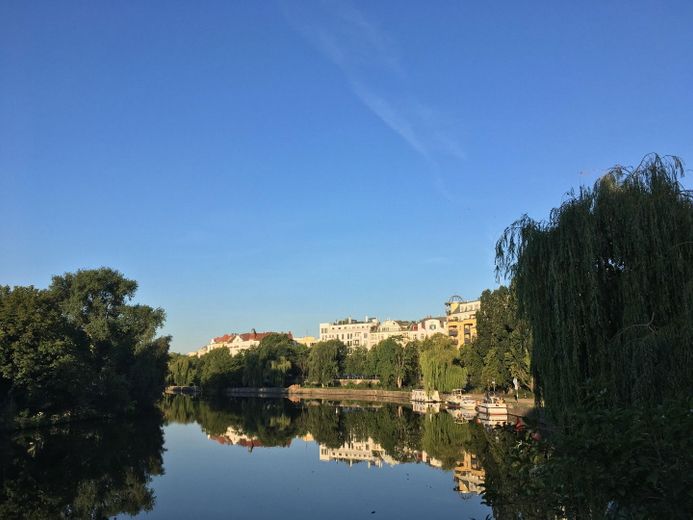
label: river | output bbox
[0,395,688,519]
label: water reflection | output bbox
[160,396,690,519]
[0,413,165,519]
[2,397,683,519]
[161,396,488,499]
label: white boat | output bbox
[446,389,478,410]
[411,389,441,403]
[476,395,508,426]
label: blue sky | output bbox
[2,1,692,352]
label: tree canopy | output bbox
[0,268,170,426]
[463,285,531,391]
[306,340,346,386]
[496,155,693,422]
[418,334,467,393]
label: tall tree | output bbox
[307,340,345,386]
[419,338,467,393]
[241,334,304,387]
[0,268,170,424]
[496,155,693,423]
[344,346,370,376]
[464,285,531,390]
[369,338,410,388]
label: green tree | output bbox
[307,340,346,386]
[402,341,421,387]
[463,285,531,391]
[198,348,244,394]
[0,286,89,416]
[419,334,467,392]
[0,268,170,425]
[49,268,170,410]
[496,155,693,423]
[167,354,199,386]
[241,334,304,387]
[369,337,412,388]
[344,346,369,376]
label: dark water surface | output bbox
[1,396,688,519]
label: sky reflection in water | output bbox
[137,398,491,519]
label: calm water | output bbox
[1,396,687,519]
[146,397,491,519]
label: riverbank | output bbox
[224,386,535,415]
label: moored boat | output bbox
[446,389,478,410]
[411,389,441,403]
[476,394,508,425]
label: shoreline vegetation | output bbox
[0,268,170,432]
[166,385,535,415]
[166,291,534,403]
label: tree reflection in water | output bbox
[161,395,691,520]
[0,413,164,519]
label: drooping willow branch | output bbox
[495,154,693,424]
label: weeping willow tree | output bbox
[419,339,468,393]
[496,155,693,423]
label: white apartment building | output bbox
[319,317,379,348]
[189,330,292,357]
[320,316,448,349]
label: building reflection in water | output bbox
[454,451,485,495]
[208,426,291,450]
[317,436,485,497]
[318,437,399,468]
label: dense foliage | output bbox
[417,334,467,393]
[0,268,170,427]
[463,285,532,391]
[306,339,346,386]
[178,335,428,392]
[496,155,693,423]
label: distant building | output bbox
[189,330,293,357]
[294,335,318,348]
[368,317,447,348]
[445,296,480,347]
[319,317,379,348]
[319,315,450,349]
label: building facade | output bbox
[367,317,448,348]
[189,330,293,357]
[294,335,318,348]
[319,316,450,350]
[319,317,379,348]
[445,296,481,347]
